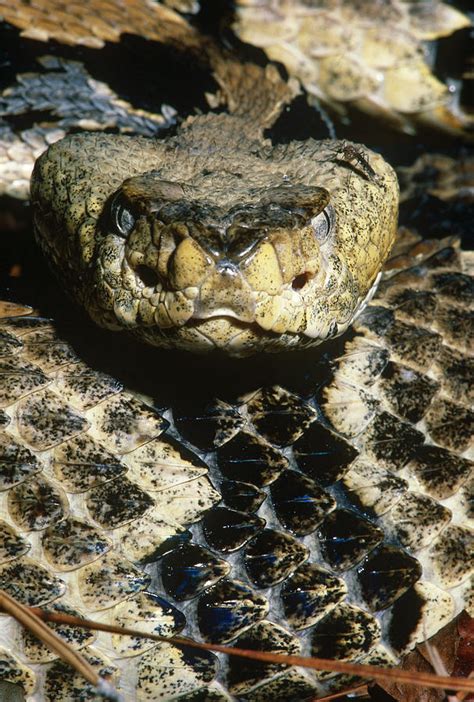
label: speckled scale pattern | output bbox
[197,579,270,645]
[216,431,289,486]
[54,361,123,411]
[280,564,348,631]
[109,591,186,657]
[7,475,68,531]
[41,516,112,570]
[0,520,30,563]
[378,361,440,423]
[174,400,246,451]
[405,441,471,499]
[51,432,127,492]
[0,557,65,607]
[137,641,218,701]
[244,528,309,587]
[382,491,452,551]
[424,396,474,452]
[242,386,318,446]
[43,647,118,702]
[203,507,266,553]
[317,509,384,571]
[20,601,96,664]
[311,603,380,660]
[20,328,80,372]
[161,544,231,601]
[15,389,89,451]
[270,469,336,535]
[0,357,50,408]
[86,476,154,529]
[0,649,36,696]
[221,481,266,513]
[0,432,40,490]
[341,459,408,516]
[226,621,303,697]
[0,234,472,701]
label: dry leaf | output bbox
[372,612,474,702]
[0,301,33,317]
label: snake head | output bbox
[31,128,398,355]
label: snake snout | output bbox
[118,195,335,335]
[194,264,256,322]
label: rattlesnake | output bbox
[0,1,472,701]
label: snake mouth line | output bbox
[183,314,288,352]
[186,315,274,335]
[185,314,327,344]
[186,270,383,337]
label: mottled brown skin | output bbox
[31,112,398,355]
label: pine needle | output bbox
[20,605,474,695]
[312,684,369,700]
[0,591,122,701]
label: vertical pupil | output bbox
[312,209,330,240]
[114,202,135,236]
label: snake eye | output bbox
[311,206,333,242]
[110,194,136,237]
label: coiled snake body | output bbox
[0,1,472,700]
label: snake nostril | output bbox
[135,265,160,288]
[292,272,309,290]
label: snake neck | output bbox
[177,112,267,153]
